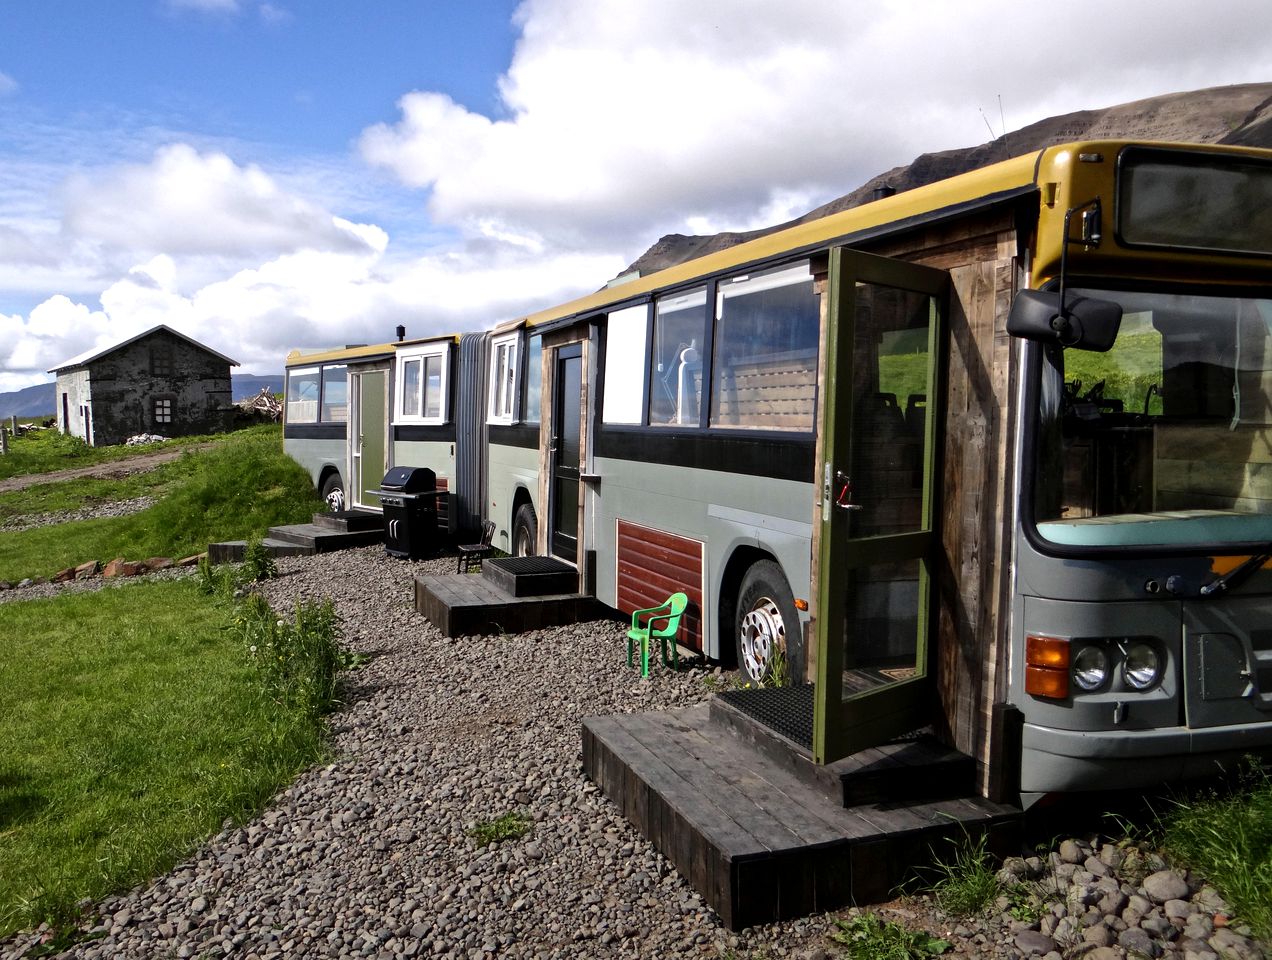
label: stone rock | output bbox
[1120,926,1162,957]
[75,560,101,579]
[145,557,175,571]
[1087,948,1125,960]
[1059,839,1087,864]
[1015,929,1058,956]
[177,553,206,567]
[1165,898,1195,922]
[52,567,75,583]
[1083,923,1115,947]
[1143,869,1191,904]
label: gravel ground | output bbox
[0,495,157,533]
[2,546,1268,960]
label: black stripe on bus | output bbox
[393,423,457,443]
[488,423,540,449]
[594,427,814,483]
[284,423,346,440]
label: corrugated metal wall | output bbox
[453,332,488,533]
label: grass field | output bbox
[0,579,336,937]
[0,427,217,482]
[0,425,319,582]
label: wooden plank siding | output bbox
[868,210,1021,799]
[616,519,706,651]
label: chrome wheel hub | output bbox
[740,598,784,681]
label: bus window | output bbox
[321,365,347,422]
[649,287,707,427]
[602,305,649,425]
[524,333,543,423]
[286,366,320,423]
[710,262,818,431]
[1035,289,1272,546]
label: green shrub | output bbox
[238,594,351,719]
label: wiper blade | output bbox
[1199,549,1272,597]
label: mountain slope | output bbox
[624,82,1272,277]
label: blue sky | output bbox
[3,0,1272,390]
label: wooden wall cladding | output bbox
[616,520,705,651]
[871,212,1020,799]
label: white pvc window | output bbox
[396,343,450,424]
[603,304,650,424]
[524,334,543,423]
[488,333,519,424]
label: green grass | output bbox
[0,579,336,936]
[0,457,197,524]
[926,831,1002,917]
[830,913,950,959]
[0,425,319,582]
[0,427,218,482]
[1159,762,1272,940]
[466,811,532,847]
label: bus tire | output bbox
[735,560,802,685]
[513,504,537,557]
[320,473,345,513]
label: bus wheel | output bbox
[513,504,537,556]
[735,560,800,685]
[321,473,345,513]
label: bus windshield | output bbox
[1034,287,1272,548]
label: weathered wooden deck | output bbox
[583,703,1021,930]
[415,556,603,636]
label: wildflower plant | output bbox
[238,593,351,718]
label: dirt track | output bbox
[0,446,205,493]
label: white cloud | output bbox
[361,0,1272,246]
[8,0,1272,398]
[62,144,380,264]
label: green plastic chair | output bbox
[626,592,689,678]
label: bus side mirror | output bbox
[1007,289,1122,352]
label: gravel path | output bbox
[0,444,211,494]
[2,546,1267,960]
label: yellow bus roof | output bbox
[516,138,1272,329]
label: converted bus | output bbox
[484,140,1272,803]
[285,140,1272,803]
[283,332,495,534]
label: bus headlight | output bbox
[1072,645,1110,691]
[1122,642,1162,690]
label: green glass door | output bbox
[353,370,386,509]
[812,248,948,764]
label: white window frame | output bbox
[394,342,451,425]
[487,332,519,424]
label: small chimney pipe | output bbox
[396,325,406,342]
[872,184,896,202]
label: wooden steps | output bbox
[208,510,383,563]
[415,556,600,636]
[583,703,1020,930]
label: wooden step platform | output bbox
[208,511,383,563]
[582,704,1020,930]
[416,556,601,636]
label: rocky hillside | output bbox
[625,82,1272,277]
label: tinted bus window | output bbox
[649,287,707,427]
[321,365,348,423]
[710,263,818,431]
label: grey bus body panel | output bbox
[487,440,540,554]
[1013,533,1272,794]
[590,455,813,661]
[284,435,345,492]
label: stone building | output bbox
[48,325,239,446]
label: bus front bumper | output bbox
[1020,720,1272,795]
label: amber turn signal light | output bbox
[1025,634,1070,699]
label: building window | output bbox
[154,397,173,425]
[394,344,449,424]
[151,346,173,377]
[488,333,519,424]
